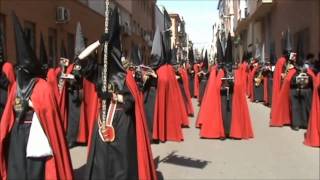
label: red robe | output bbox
[179,67,194,116]
[270,68,296,126]
[193,64,200,98]
[1,62,15,93]
[47,65,88,143]
[199,69,225,138]
[0,80,73,180]
[304,73,320,147]
[196,65,217,128]
[152,64,185,142]
[85,72,157,180]
[271,68,316,127]
[230,69,254,139]
[270,57,286,119]
[126,71,158,180]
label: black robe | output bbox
[0,72,9,117]
[7,110,46,180]
[66,78,83,147]
[143,76,157,140]
[83,62,138,180]
[199,73,209,104]
[253,70,264,102]
[188,71,195,97]
[290,72,313,129]
[267,73,273,106]
[220,71,234,136]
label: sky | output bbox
[157,0,219,50]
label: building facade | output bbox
[219,0,320,64]
[169,13,188,61]
[0,0,105,67]
[0,0,156,66]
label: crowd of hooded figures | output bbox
[0,8,319,180]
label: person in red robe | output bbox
[304,73,320,147]
[270,55,286,113]
[0,13,73,180]
[151,28,187,141]
[75,9,157,179]
[193,62,201,98]
[196,65,217,128]
[200,33,253,139]
[271,29,316,129]
[261,62,273,105]
[198,50,210,105]
[47,23,90,148]
[178,64,194,116]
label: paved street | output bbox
[71,98,320,179]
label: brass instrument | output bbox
[254,70,263,86]
[296,72,309,89]
[58,58,72,93]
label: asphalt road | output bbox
[70,98,320,180]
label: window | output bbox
[0,14,6,59]
[24,21,36,50]
[67,33,75,59]
[48,28,57,67]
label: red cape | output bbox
[193,64,200,98]
[1,62,15,93]
[304,73,320,147]
[85,71,157,180]
[0,80,73,180]
[152,64,184,142]
[196,65,217,128]
[270,57,286,119]
[47,65,88,143]
[126,71,158,180]
[230,69,254,139]
[270,68,296,126]
[179,67,194,116]
[271,69,316,127]
[199,69,225,138]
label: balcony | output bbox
[250,0,274,21]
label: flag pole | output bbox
[101,0,110,136]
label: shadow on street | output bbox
[155,151,210,169]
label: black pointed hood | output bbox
[203,50,208,71]
[131,45,142,66]
[106,8,126,92]
[39,33,48,73]
[150,27,165,69]
[60,40,68,58]
[296,35,304,67]
[216,36,224,64]
[285,28,293,53]
[188,46,194,66]
[0,33,4,66]
[74,22,85,58]
[224,33,233,65]
[170,48,178,65]
[13,12,42,79]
